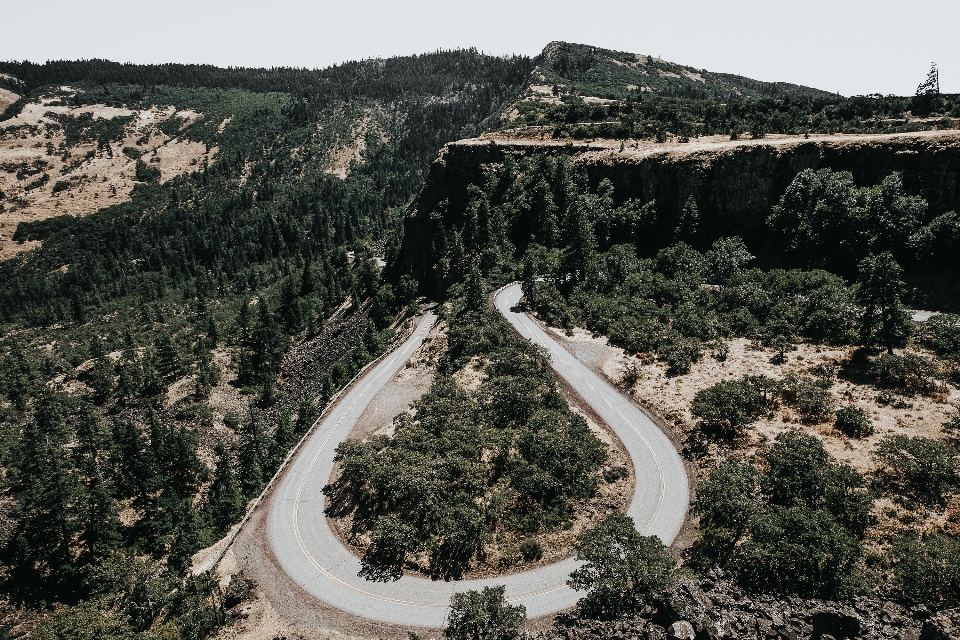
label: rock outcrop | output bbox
[544,570,952,640]
[401,131,960,297]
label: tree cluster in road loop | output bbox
[324,292,608,581]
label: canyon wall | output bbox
[402,132,960,296]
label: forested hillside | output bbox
[0,50,532,638]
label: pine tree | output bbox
[269,411,296,471]
[237,412,268,498]
[294,398,319,435]
[464,267,487,313]
[8,393,82,598]
[206,443,244,532]
[154,333,182,379]
[74,407,120,567]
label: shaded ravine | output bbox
[266,284,689,627]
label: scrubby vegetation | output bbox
[690,430,873,598]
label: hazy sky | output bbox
[3,0,958,96]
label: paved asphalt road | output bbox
[266,284,689,628]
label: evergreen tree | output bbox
[7,394,81,598]
[464,267,487,313]
[206,443,244,532]
[237,412,268,498]
[269,411,296,471]
[74,407,120,567]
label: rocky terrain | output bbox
[546,570,958,640]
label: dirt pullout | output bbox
[0,94,216,261]
[348,317,445,440]
[208,508,426,640]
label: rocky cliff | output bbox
[401,131,960,296]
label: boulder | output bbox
[667,621,696,640]
[222,572,258,610]
[921,609,960,640]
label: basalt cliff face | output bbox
[401,131,960,296]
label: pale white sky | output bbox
[2,0,958,96]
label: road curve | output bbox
[266,284,688,628]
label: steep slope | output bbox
[401,130,960,306]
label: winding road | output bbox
[266,283,688,628]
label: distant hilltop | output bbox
[529,41,836,101]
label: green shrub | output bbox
[691,375,776,434]
[869,352,940,396]
[660,337,703,376]
[691,430,872,597]
[874,435,959,503]
[568,513,678,617]
[689,460,760,568]
[134,159,160,183]
[945,404,960,438]
[778,374,836,423]
[518,539,542,562]
[444,586,526,640]
[51,179,70,193]
[733,505,861,598]
[763,430,874,536]
[919,314,960,361]
[834,404,873,438]
[893,534,960,606]
[121,146,141,160]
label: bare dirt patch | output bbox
[323,110,386,179]
[0,94,216,260]
[552,328,959,479]
[0,88,19,112]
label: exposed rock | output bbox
[667,620,695,639]
[644,624,667,640]
[538,571,950,640]
[402,132,960,307]
[921,609,960,640]
[222,572,258,610]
